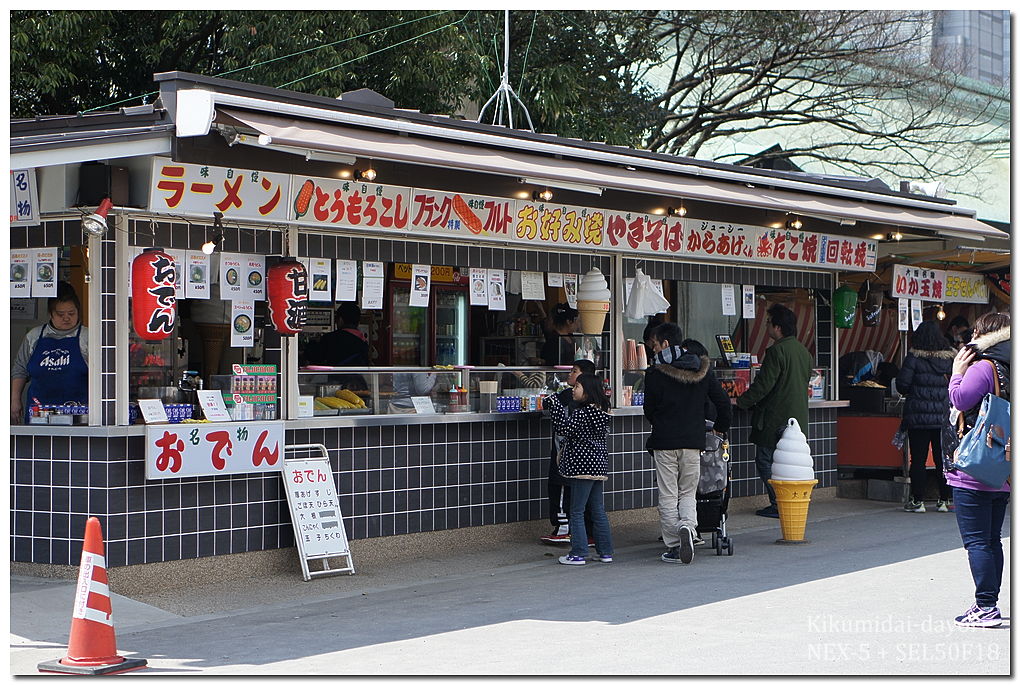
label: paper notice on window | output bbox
[469,267,488,306]
[487,269,506,311]
[31,247,58,298]
[185,251,211,299]
[521,271,546,301]
[230,300,255,347]
[722,284,737,316]
[898,298,909,331]
[742,285,756,319]
[163,249,186,299]
[362,274,385,310]
[363,261,384,278]
[409,264,432,308]
[196,389,231,422]
[910,298,922,330]
[308,258,332,302]
[221,254,245,300]
[563,274,578,308]
[10,250,31,298]
[547,272,564,287]
[335,259,357,301]
[244,255,265,301]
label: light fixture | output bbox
[785,215,803,230]
[304,150,358,165]
[532,189,554,202]
[202,212,224,255]
[667,203,687,217]
[886,231,903,242]
[519,177,603,196]
[82,198,113,237]
[354,167,377,182]
[869,233,885,240]
[937,304,946,321]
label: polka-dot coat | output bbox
[546,393,610,481]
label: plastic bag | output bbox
[625,268,670,320]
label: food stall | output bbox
[10,71,1006,569]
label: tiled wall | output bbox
[10,407,836,567]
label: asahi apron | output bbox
[25,324,88,420]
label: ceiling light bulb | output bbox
[356,168,377,182]
[533,189,553,202]
[201,240,217,255]
[937,305,946,321]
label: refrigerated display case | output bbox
[387,282,468,366]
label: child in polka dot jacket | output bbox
[546,373,614,565]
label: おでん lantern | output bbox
[267,258,308,335]
[131,248,177,341]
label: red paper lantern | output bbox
[131,248,177,341]
[267,258,308,335]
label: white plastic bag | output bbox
[625,268,670,320]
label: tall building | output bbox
[933,10,1011,86]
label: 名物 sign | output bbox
[144,421,284,479]
[10,168,40,226]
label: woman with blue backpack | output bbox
[946,311,1010,628]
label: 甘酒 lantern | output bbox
[267,258,308,335]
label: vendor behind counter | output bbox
[10,283,89,423]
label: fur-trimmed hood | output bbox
[971,326,1010,352]
[909,348,956,360]
[651,355,710,385]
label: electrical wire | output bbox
[276,12,470,89]
[79,10,458,114]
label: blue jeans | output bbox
[756,446,777,507]
[564,478,613,558]
[953,486,1010,607]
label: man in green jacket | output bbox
[736,303,813,518]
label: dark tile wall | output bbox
[11,407,836,566]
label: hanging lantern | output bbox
[833,284,858,329]
[267,258,308,335]
[131,248,177,341]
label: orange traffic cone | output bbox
[38,517,147,675]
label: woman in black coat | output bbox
[897,321,956,512]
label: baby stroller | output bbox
[697,426,733,556]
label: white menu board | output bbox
[220,254,245,300]
[281,456,354,580]
[335,260,357,301]
[362,261,385,310]
[164,249,186,299]
[409,264,431,308]
[10,250,31,298]
[469,267,488,306]
[31,248,58,298]
[563,273,578,308]
[308,258,332,302]
[487,269,506,311]
[244,255,266,300]
[185,251,211,300]
[521,271,546,301]
[742,285,756,319]
[231,300,255,347]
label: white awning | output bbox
[218,108,1003,242]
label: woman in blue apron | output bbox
[11,286,89,423]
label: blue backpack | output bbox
[950,361,1011,488]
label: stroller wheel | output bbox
[711,533,719,550]
[716,539,723,556]
[727,539,734,556]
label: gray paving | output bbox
[10,499,1010,675]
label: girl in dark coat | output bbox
[897,321,956,512]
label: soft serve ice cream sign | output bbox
[768,419,818,543]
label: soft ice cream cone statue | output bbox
[768,418,817,543]
[577,268,611,335]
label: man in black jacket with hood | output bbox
[644,323,731,564]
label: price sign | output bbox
[282,454,355,580]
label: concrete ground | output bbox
[10,497,1010,675]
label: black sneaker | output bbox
[678,526,695,564]
[756,505,780,518]
[661,547,682,563]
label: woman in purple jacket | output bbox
[947,311,1010,628]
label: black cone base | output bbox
[38,656,148,675]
